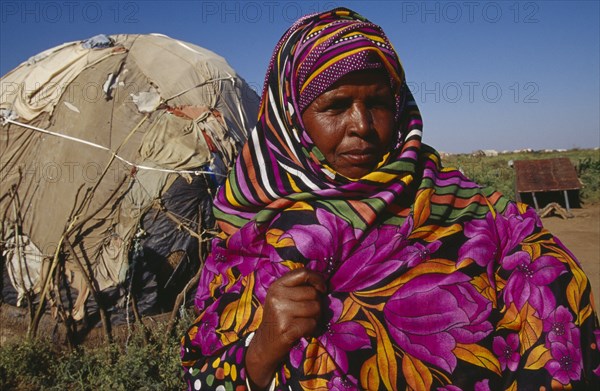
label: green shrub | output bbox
[577,157,600,202]
[0,316,188,391]
[0,338,56,390]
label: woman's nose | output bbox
[348,103,372,135]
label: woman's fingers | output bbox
[266,268,326,319]
[261,268,327,341]
[285,285,323,302]
[272,291,321,320]
[276,268,327,293]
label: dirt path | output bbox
[542,203,600,312]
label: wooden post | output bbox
[563,190,571,213]
[531,192,540,210]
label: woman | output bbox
[182,8,600,390]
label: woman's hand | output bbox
[245,268,326,389]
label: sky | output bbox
[1,0,599,153]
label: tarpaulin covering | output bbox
[0,34,259,328]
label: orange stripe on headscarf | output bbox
[348,199,377,226]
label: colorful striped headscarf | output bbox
[214,8,423,234]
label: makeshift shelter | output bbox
[0,34,259,341]
[514,158,582,212]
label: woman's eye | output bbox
[369,97,394,110]
[324,99,350,112]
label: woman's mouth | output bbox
[341,148,379,166]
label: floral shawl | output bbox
[181,8,600,391]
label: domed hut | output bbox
[0,34,259,342]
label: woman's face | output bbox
[301,70,396,179]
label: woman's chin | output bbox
[336,165,376,179]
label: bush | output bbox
[0,339,56,390]
[0,316,188,391]
[577,157,600,202]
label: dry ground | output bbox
[542,203,600,312]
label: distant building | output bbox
[471,149,498,157]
